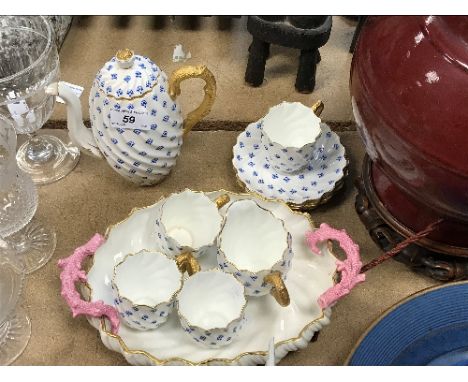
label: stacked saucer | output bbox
[233,102,348,210]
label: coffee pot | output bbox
[47,49,216,185]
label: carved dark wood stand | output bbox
[245,16,332,93]
[356,154,468,281]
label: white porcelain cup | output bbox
[260,102,322,174]
[217,199,293,307]
[177,270,246,348]
[154,189,230,275]
[111,250,183,331]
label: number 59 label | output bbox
[122,115,136,124]
[110,109,153,130]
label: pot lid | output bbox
[95,49,160,100]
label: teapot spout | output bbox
[46,82,102,158]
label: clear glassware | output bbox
[0,15,79,185]
[45,16,73,50]
[0,113,56,273]
[0,247,31,365]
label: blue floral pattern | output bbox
[111,284,176,331]
[97,55,160,99]
[153,192,219,261]
[233,121,346,205]
[178,302,246,349]
[89,53,185,185]
[217,232,293,296]
[260,121,320,173]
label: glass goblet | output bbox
[0,248,31,365]
[0,113,56,273]
[0,15,80,185]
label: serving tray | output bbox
[67,191,357,365]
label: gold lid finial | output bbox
[116,48,134,61]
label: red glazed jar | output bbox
[351,16,468,255]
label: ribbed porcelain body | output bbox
[89,54,184,185]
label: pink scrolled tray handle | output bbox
[58,233,120,334]
[305,223,365,309]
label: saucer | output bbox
[233,121,348,210]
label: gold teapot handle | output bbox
[168,65,217,137]
[176,252,200,276]
[264,271,290,307]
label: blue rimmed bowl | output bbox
[347,281,468,366]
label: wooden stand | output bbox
[355,154,468,281]
[245,16,332,93]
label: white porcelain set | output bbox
[46,49,216,185]
[233,101,347,208]
[152,190,292,309]
[111,190,292,348]
[217,199,292,304]
[153,190,227,274]
[261,102,323,174]
[111,250,183,331]
[112,250,246,349]
[58,190,361,365]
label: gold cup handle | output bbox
[264,271,290,307]
[168,65,217,137]
[311,100,324,117]
[214,194,230,209]
[176,252,201,276]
